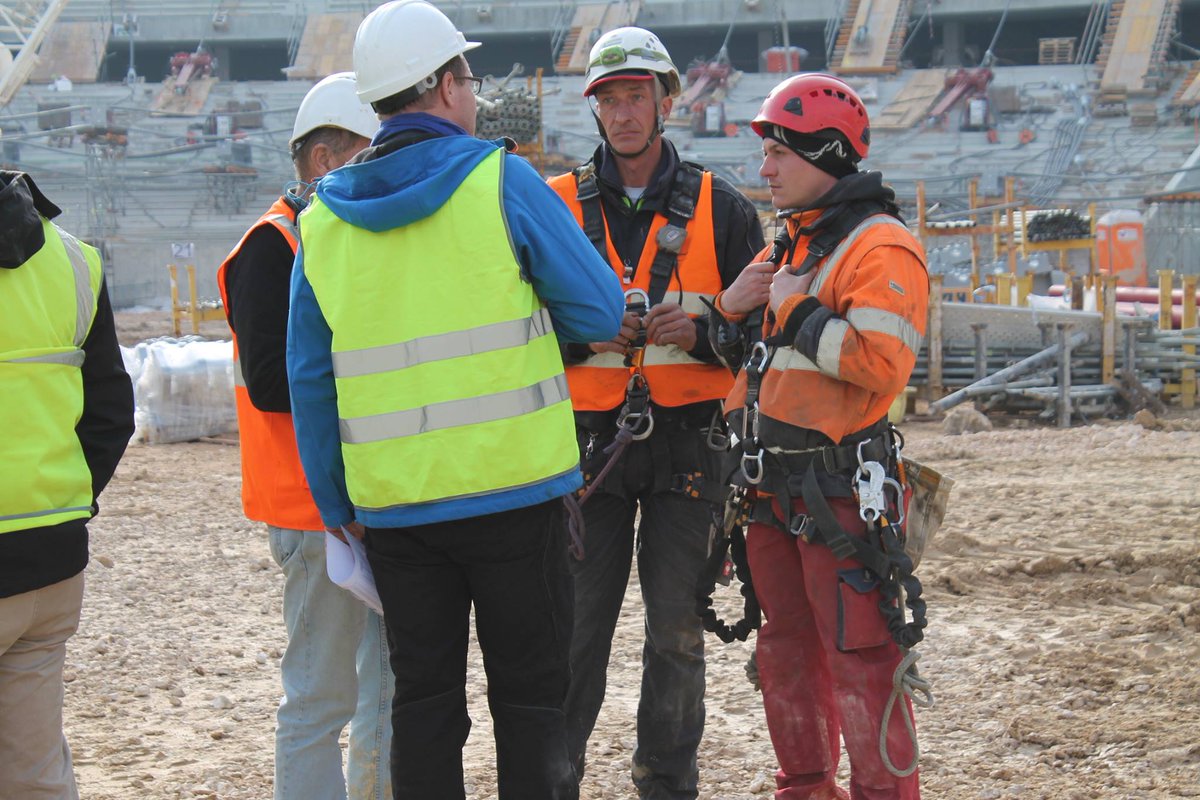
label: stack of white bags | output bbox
[120,337,238,444]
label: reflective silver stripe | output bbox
[0,505,93,524]
[339,373,570,445]
[809,216,911,298]
[678,292,715,316]
[768,348,820,374]
[640,344,708,367]
[57,229,95,347]
[332,308,554,379]
[4,350,86,368]
[846,308,923,354]
[233,356,246,388]
[582,352,628,369]
[264,213,298,242]
[815,318,850,379]
[580,343,708,369]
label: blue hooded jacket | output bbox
[287,129,623,529]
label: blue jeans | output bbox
[269,527,394,800]
[566,424,717,800]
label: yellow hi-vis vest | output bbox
[0,223,104,534]
[299,148,579,513]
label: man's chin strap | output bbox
[594,113,665,160]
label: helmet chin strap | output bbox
[594,113,665,160]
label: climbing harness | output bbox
[566,161,711,560]
[719,201,947,778]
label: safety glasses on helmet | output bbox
[589,45,673,70]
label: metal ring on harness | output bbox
[623,287,650,308]
[616,372,654,440]
[618,407,655,440]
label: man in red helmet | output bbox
[709,73,929,800]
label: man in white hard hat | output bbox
[547,26,764,800]
[286,3,623,799]
[216,72,391,800]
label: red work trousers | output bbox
[746,494,920,800]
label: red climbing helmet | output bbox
[751,73,870,161]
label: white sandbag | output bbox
[126,337,238,444]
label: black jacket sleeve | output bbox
[77,279,135,506]
[223,224,295,413]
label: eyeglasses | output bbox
[455,75,483,95]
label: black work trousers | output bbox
[365,499,577,800]
[566,420,720,800]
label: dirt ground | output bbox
[62,313,1200,799]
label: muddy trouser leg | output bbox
[630,490,711,800]
[565,491,638,778]
[747,497,920,800]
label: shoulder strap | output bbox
[792,199,900,277]
[646,161,704,307]
[574,163,607,260]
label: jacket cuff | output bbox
[713,290,748,323]
[562,342,593,365]
[778,296,837,362]
[687,317,718,363]
[777,295,822,342]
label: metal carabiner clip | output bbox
[741,448,765,485]
[854,460,888,523]
[746,340,770,374]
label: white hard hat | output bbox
[290,72,380,147]
[353,0,481,104]
[584,27,681,99]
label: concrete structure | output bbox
[3,0,1200,307]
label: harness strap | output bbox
[646,162,703,307]
[575,166,607,259]
[573,161,705,307]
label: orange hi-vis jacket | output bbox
[548,168,733,410]
[722,211,928,445]
[216,197,323,531]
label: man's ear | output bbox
[660,96,673,119]
[437,70,457,107]
[307,142,333,179]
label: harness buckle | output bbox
[788,513,814,542]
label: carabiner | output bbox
[741,448,765,485]
[746,340,770,375]
[854,460,888,523]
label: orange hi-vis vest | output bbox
[548,164,732,410]
[216,197,323,531]
[725,212,929,446]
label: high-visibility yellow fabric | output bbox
[0,223,102,534]
[300,149,578,511]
